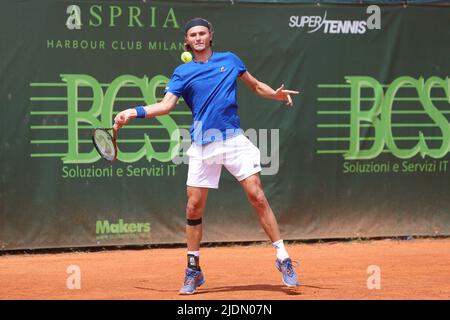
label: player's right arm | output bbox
[114,92,179,130]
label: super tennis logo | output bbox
[289,5,381,34]
[316,75,450,174]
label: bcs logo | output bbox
[345,76,450,160]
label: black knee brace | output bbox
[187,218,202,226]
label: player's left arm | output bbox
[239,71,300,107]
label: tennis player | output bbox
[114,18,300,294]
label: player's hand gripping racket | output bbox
[92,127,117,162]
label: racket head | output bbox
[91,128,117,162]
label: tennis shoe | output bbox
[275,258,299,287]
[179,268,205,295]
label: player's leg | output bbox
[240,173,299,287]
[239,173,280,242]
[223,134,299,287]
[186,186,209,262]
[222,135,282,244]
[180,152,222,295]
[179,186,209,295]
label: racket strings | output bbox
[93,129,116,161]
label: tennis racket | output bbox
[91,127,117,162]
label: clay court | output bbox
[0,238,449,300]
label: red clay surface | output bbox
[0,238,449,300]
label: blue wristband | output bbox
[135,106,146,118]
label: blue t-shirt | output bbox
[164,51,247,144]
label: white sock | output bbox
[187,250,200,257]
[272,239,289,261]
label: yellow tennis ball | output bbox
[181,51,192,63]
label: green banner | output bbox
[0,1,449,250]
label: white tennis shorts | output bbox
[186,134,262,189]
